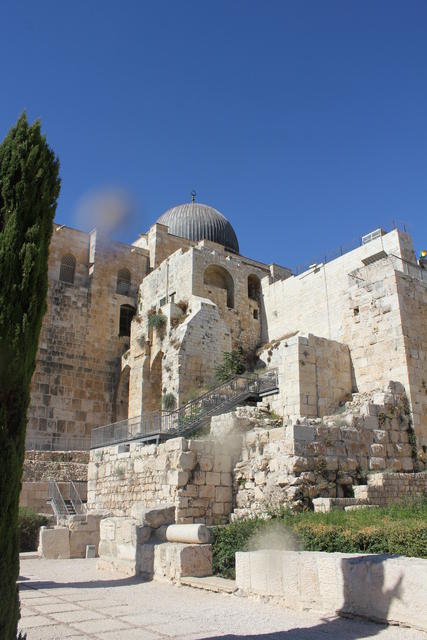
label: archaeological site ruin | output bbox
[22,198,427,572]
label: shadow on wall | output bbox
[200,556,404,640]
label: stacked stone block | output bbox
[88,436,234,524]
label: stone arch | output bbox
[119,304,135,337]
[149,351,163,413]
[203,264,234,309]
[116,268,131,295]
[59,254,76,284]
[113,367,130,422]
[248,274,261,301]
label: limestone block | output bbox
[38,527,70,559]
[100,518,116,541]
[199,457,213,471]
[215,486,232,502]
[177,451,196,471]
[373,430,388,443]
[370,443,386,457]
[199,485,215,498]
[167,470,190,487]
[131,503,175,528]
[206,471,220,485]
[153,542,212,580]
[163,437,188,452]
[286,424,316,443]
[166,524,211,544]
[369,457,386,471]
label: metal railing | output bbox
[26,432,90,451]
[91,368,278,449]
[69,480,85,515]
[47,480,69,520]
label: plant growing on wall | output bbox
[0,114,60,639]
[148,310,167,337]
[162,392,176,410]
[215,346,246,383]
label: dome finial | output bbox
[190,189,197,203]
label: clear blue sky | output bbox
[1,1,426,269]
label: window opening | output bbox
[59,254,76,284]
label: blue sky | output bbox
[1,1,426,269]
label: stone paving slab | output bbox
[18,558,426,640]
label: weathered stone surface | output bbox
[130,503,176,529]
[236,550,427,631]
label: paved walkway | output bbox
[19,558,423,639]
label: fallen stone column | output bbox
[166,524,211,544]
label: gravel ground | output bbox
[18,558,424,640]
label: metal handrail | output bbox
[47,480,69,520]
[69,480,85,515]
[90,368,278,449]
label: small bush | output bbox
[148,312,167,331]
[215,347,246,383]
[212,499,427,578]
[162,392,176,410]
[212,518,265,578]
[18,508,49,552]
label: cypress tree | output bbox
[0,114,60,639]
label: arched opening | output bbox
[149,351,163,413]
[116,268,131,295]
[119,304,135,337]
[248,274,261,301]
[113,367,130,422]
[203,265,234,309]
[59,254,76,284]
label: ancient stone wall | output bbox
[258,334,352,419]
[232,386,418,518]
[261,229,427,444]
[128,238,270,415]
[353,471,427,506]
[28,225,149,444]
[236,550,427,631]
[23,450,89,482]
[88,436,234,524]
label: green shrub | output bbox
[162,392,176,410]
[18,508,49,552]
[212,499,427,578]
[212,518,265,578]
[148,312,167,331]
[215,347,246,383]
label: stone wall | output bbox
[128,238,270,417]
[236,550,427,631]
[353,471,427,506]
[233,385,417,518]
[23,450,89,482]
[258,334,352,419]
[88,436,234,524]
[89,385,424,522]
[28,225,149,444]
[38,514,102,559]
[20,481,87,514]
[260,228,427,445]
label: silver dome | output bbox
[157,202,239,253]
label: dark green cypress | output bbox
[0,114,60,639]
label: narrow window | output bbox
[119,305,135,337]
[117,268,131,295]
[59,254,76,284]
[253,309,259,320]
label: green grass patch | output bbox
[212,499,427,578]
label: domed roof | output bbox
[157,201,239,253]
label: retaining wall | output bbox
[236,550,427,631]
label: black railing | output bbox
[91,368,278,449]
